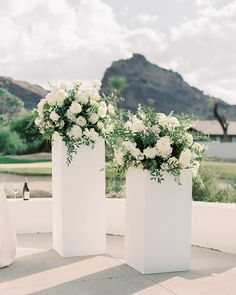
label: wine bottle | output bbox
[23,177,30,201]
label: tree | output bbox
[108,76,126,96]
[214,103,229,142]
[0,88,24,121]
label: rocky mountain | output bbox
[101,54,236,119]
[0,76,47,109]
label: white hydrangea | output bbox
[159,114,180,130]
[185,133,193,145]
[124,120,132,129]
[72,80,82,87]
[151,125,160,134]
[76,116,87,127]
[98,105,107,118]
[192,142,204,152]
[143,147,157,159]
[49,110,59,122]
[130,147,144,160]
[92,80,102,90]
[69,102,82,114]
[114,148,124,165]
[156,136,173,158]
[131,116,145,133]
[179,149,192,168]
[68,125,82,139]
[122,141,136,150]
[89,113,99,124]
[76,91,88,104]
[108,104,115,114]
[97,121,104,130]
[66,109,76,121]
[34,117,41,126]
[52,131,61,141]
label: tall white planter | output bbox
[52,137,106,257]
[0,187,17,268]
[125,168,192,274]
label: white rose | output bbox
[52,131,61,141]
[114,149,124,166]
[98,106,107,118]
[97,121,104,130]
[143,147,157,159]
[69,102,82,114]
[131,116,145,133]
[84,128,99,141]
[84,89,100,101]
[50,110,59,122]
[92,80,102,90]
[179,149,192,168]
[89,128,99,141]
[130,147,144,160]
[90,100,99,107]
[37,98,46,109]
[76,116,87,127]
[89,114,99,124]
[34,117,41,126]
[185,133,193,145]
[156,136,173,158]
[68,125,82,139]
[108,104,115,114]
[76,91,88,104]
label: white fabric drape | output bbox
[0,186,17,268]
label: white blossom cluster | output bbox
[34,80,115,163]
[113,106,204,183]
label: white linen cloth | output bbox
[0,186,17,268]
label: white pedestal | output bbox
[125,168,192,274]
[0,187,17,268]
[52,138,106,257]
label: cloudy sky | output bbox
[0,0,236,104]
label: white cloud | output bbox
[157,1,236,103]
[0,0,236,104]
[131,13,159,25]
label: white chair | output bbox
[0,186,17,268]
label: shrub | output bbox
[193,166,236,203]
[0,126,26,154]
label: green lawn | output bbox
[202,161,236,183]
[0,162,52,176]
[0,156,50,164]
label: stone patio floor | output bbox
[0,234,236,295]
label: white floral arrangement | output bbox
[33,80,116,163]
[113,106,204,183]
